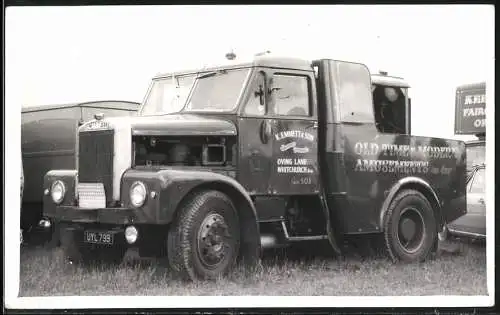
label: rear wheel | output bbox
[383,189,437,263]
[167,190,240,281]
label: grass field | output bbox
[19,237,487,297]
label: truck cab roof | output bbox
[153,55,411,88]
[22,100,140,113]
[371,74,410,88]
[153,55,313,80]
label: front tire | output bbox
[167,190,240,281]
[383,189,437,263]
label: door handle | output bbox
[478,198,485,205]
[260,120,273,144]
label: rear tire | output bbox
[167,190,240,281]
[383,189,437,263]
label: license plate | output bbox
[84,231,114,245]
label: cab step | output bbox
[280,221,328,241]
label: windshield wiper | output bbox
[197,69,228,79]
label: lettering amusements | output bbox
[353,141,457,176]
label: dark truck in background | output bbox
[43,56,467,280]
[448,82,487,238]
[21,101,140,242]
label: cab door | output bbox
[238,69,274,195]
[267,70,320,195]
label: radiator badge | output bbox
[82,120,111,131]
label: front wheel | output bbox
[167,190,240,281]
[383,189,437,263]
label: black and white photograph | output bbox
[4,4,494,311]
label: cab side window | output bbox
[372,85,407,134]
[244,71,266,116]
[273,74,310,117]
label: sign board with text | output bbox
[454,82,486,135]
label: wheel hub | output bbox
[400,218,416,240]
[397,207,426,254]
[197,213,230,267]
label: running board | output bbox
[281,221,328,241]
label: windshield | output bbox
[466,143,485,170]
[183,68,250,112]
[140,75,196,116]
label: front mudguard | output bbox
[43,168,262,267]
[43,170,78,218]
[122,168,262,268]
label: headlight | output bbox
[51,180,66,204]
[130,181,147,208]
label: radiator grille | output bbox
[78,129,114,204]
[77,183,106,209]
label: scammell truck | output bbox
[42,56,467,280]
[22,100,140,242]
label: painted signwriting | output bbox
[275,130,315,142]
[280,142,310,154]
[276,158,314,174]
[464,94,486,105]
[463,106,486,129]
[455,83,486,135]
[353,141,456,175]
[275,129,315,175]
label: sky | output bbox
[6,5,495,139]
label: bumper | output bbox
[59,223,129,248]
[48,205,153,225]
[448,214,486,238]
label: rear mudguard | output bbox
[378,176,443,231]
[121,168,262,267]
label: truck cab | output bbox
[43,56,467,280]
